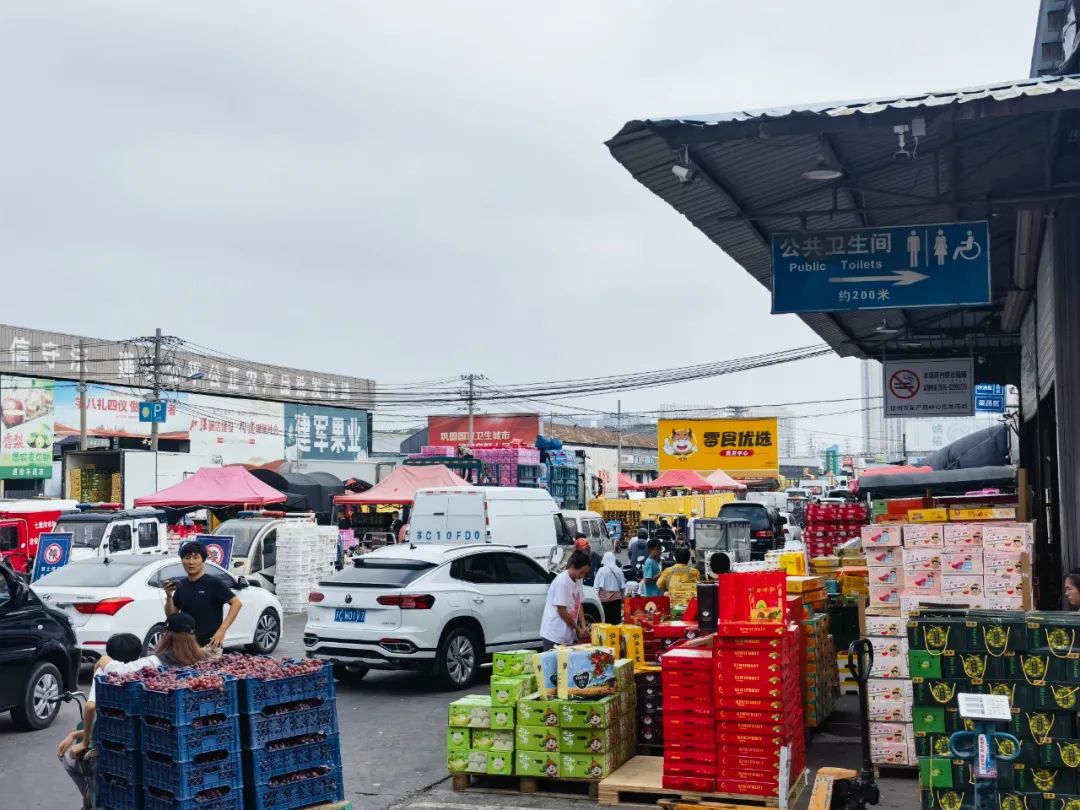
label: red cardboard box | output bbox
[719,573,789,623]
[624,596,671,628]
[662,775,715,793]
[714,776,780,796]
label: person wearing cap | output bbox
[165,541,242,650]
[574,534,603,588]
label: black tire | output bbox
[143,623,166,656]
[11,661,62,731]
[247,609,281,654]
[436,626,481,689]
[334,664,370,683]
[583,606,601,624]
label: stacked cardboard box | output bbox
[802,612,838,727]
[661,645,715,793]
[909,609,1080,807]
[865,615,916,766]
[635,666,663,752]
[802,502,869,557]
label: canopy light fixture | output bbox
[874,317,902,335]
[803,155,844,182]
[671,145,696,184]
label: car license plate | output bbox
[334,608,366,623]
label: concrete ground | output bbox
[0,613,919,809]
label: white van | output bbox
[212,513,317,592]
[560,510,614,555]
[408,487,571,565]
[56,507,170,562]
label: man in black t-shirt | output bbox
[164,541,243,648]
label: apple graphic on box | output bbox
[2,396,25,428]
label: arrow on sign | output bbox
[828,270,930,287]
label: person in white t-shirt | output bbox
[540,550,592,650]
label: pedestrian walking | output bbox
[594,551,626,624]
[165,541,242,651]
[575,534,603,587]
[540,550,591,650]
[641,539,663,597]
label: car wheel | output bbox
[247,609,281,654]
[143,623,167,656]
[437,626,480,689]
[11,661,62,731]
[334,664,370,683]
[584,606,601,624]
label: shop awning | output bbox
[704,469,747,491]
[617,473,641,491]
[134,466,287,507]
[607,75,1080,376]
[641,469,717,491]
[858,465,1016,497]
[334,464,472,505]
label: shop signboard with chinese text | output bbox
[973,384,1006,414]
[285,403,369,462]
[658,417,779,474]
[188,394,284,466]
[53,382,189,441]
[883,358,973,419]
[427,414,541,449]
[0,376,55,479]
[771,221,991,313]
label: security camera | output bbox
[671,163,695,184]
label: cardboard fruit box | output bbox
[516,751,560,778]
[558,695,616,729]
[491,675,536,707]
[493,650,535,678]
[561,753,613,779]
[518,693,560,727]
[560,727,618,755]
[517,724,560,753]
[448,695,492,728]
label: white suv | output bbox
[303,544,603,688]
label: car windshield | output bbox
[213,520,271,558]
[718,504,770,531]
[33,558,149,587]
[54,520,107,549]
[323,557,436,588]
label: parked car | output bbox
[31,556,283,661]
[54,506,170,563]
[212,513,318,592]
[0,560,80,730]
[303,543,603,688]
[717,502,787,560]
[560,510,614,555]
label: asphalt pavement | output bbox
[0,613,917,810]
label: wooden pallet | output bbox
[308,803,352,810]
[598,756,808,808]
[451,771,600,800]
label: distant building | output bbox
[545,424,657,492]
[1031,0,1069,76]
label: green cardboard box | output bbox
[517,724,560,753]
[912,706,947,735]
[560,727,617,754]
[447,728,471,751]
[1030,683,1080,711]
[466,750,488,773]
[486,751,514,776]
[516,751,560,778]
[914,732,952,759]
[491,675,535,707]
[490,706,515,730]
[558,696,616,729]
[918,757,957,789]
[449,695,492,728]
[491,730,514,753]
[1014,764,1079,794]
[1013,710,1077,740]
[913,679,978,708]
[560,753,613,779]
[1038,738,1080,767]
[470,728,496,751]
[518,693,560,727]
[493,650,535,677]
[909,650,943,680]
[615,659,634,691]
[447,750,470,773]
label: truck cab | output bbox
[54,505,169,562]
[0,499,79,575]
[212,512,316,593]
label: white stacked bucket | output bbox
[276,522,315,613]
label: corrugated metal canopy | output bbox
[607,75,1080,369]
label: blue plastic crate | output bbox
[96,712,141,748]
[238,664,335,714]
[98,738,142,783]
[95,677,146,716]
[140,678,238,725]
[142,715,241,761]
[242,702,338,749]
[246,734,342,783]
[143,749,242,801]
[97,773,141,810]
[248,767,344,810]
[143,785,241,810]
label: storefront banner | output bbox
[285,403,369,462]
[883,358,974,419]
[195,534,234,569]
[658,417,779,473]
[32,532,72,581]
[0,376,56,479]
[187,394,284,466]
[53,382,189,440]
[427,414,541,448]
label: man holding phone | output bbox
[165,541,242,650]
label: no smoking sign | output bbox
[889,369,920,400]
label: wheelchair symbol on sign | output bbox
[952,229,981,261]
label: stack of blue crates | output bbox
[240,663,344,810]
[94,676,144,810]
[140,676,244,810]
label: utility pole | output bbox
[150,328,162,453]
[461,374,485,449]
[616,400,622,481]
[78,340,88,451]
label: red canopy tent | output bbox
[617,473,640,492]
[134,466,287,507]
[704,469,747,491]
[641,469,717,492]
[333,464,471,505]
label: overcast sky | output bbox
[1,1,1036,449]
